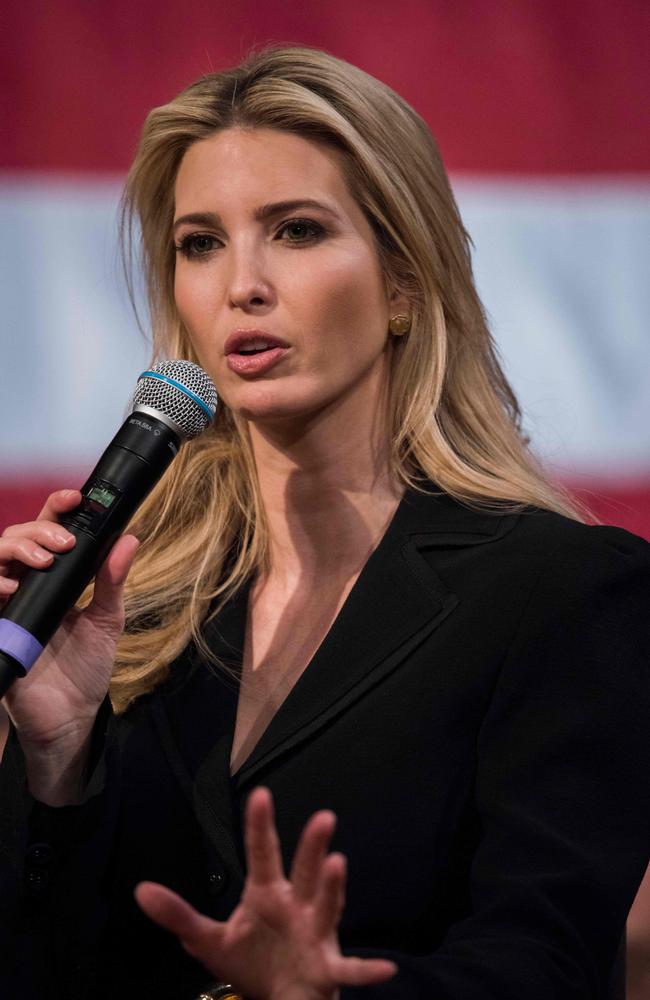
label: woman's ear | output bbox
[387,284,409,314]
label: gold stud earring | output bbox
[389,314,411,336]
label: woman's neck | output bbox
[248,410,403,588]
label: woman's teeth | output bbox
[239,341,272,354]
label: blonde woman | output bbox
[1,47,648,1000]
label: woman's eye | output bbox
[276,219,324,244]
[175,233,220,258]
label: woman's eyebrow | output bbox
[173,211,220,233]
[173,199,341,232]
[254,199,341,221]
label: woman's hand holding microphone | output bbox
[0,488,139,806]
[0,363,213,806]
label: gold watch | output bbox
[197,986,243,1000]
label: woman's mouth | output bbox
[225,331,291,377]
[226,345,290,376]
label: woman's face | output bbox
[173,127,402,426]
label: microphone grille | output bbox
[132,360,218,440]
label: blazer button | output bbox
[24,868,50,894]
[26,842,54,866]
[206,868,228,896]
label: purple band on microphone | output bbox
[0,619,43,672]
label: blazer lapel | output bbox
[232,487,478,788]
[153,485,518,844]
[154,584,251,879]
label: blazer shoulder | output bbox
[501,508,650,638]
[511,504,650,568]
[404,485,649,567]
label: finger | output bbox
[85,534,140,620]
[0,534,74,573]
[0,537,53,575]
[0,577,19,597]
[332,955,398,987]
[2,521,76,551]
[134,881,225,956]
[244,786,284,885]
[36,489,82,522]
[313,852,347,938]
[289,809,337,901]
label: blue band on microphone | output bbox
[138,371,216,423]
[0,619,43,672]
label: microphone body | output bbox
[0,362,217,698]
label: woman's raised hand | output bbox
[135,787,397,1000]
[0,489,139,754]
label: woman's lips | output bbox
[224,330,290,354]
[226,346,290,376]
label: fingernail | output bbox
[54,531,73,544]
[34,550,52,562]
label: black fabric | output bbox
[0,486,648,999]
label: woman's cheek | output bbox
[297,255,373,327]
[175,263,219,317]
[319,271,386,345]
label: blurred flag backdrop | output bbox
[2,1,649,537]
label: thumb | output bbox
[85,534,140,623]
[135,881,226,956]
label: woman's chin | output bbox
[225,375,370,433]
[238,403,318,428]
[229,384,330,427]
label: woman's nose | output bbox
[226,246,274,312]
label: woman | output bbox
[0,46,648,1000]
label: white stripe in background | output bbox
[454,178,650,475]
[0,177,148,472]
[1,176,649,476]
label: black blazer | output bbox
[1,487,649,1000]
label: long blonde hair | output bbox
[111,45,583,711]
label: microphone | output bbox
[0,360,218,698]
